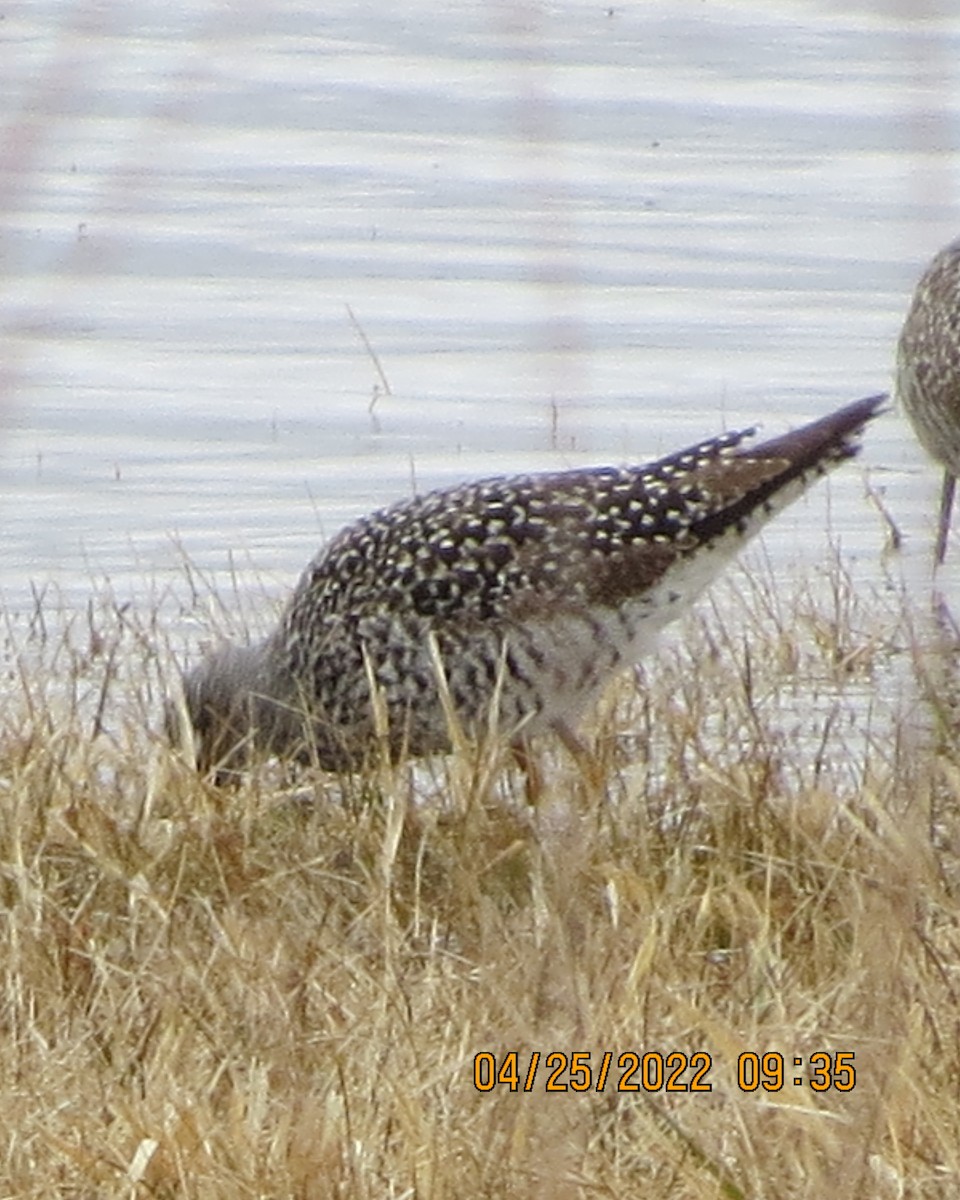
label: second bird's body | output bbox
[897,237,960,563]
[175,395,883,777]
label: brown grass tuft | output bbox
[1,556,958,1198]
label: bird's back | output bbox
[260,394,882,763]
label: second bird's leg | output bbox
[936,471,957,566]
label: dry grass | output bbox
[1,556,959,1199]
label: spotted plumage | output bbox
[170,394,883,777]
[896,237,960,564]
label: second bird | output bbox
[897,236,960,565]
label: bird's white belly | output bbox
[515,533,747,737]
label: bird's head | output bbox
[165,642,268,780]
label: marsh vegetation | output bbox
[0,554,956,1198]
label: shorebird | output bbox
[896,237,960,564]
[169,394,883,778]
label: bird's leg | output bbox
[936,471,957,567]
[510,724,603,805]
[509,737,544,806]
[552,720,607,798]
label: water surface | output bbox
[1,2,958,717]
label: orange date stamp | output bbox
[473,1050,856,1094]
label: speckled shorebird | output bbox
[896,236,960,564]
[170,394,883,778]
